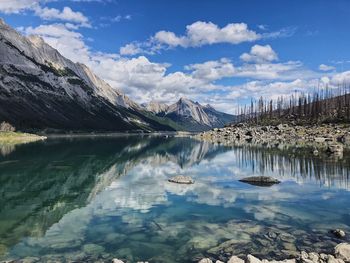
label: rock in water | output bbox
[335,243,350,262]
[112,259,125,263]
[198,258,213,263]
[168,175,194,184]
[239,176,280,187]
[332,229,346,238]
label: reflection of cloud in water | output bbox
[7,141,350,260]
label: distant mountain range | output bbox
[0,19,234,132]
[144,98,236,131]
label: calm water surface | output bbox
[0,136,349,262]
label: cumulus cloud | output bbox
[185,58,235,81]
[0,0,90,27]
[330,71,350,85]
[34,6,90,26]
[0,0,39,14]
[155,21,260,47]
[240,44,278,63]
[120,21,261,56]
[120,43,143,56]
[319,64,335,72]
[119,22,296,57]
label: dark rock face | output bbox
[239,176,281,187]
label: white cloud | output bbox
[119,22,296,57]
[185,58,235,82]
[152,22,260,48]
[119,43,143,56]
[330,71,350,85]
[240,44,278,63]
[34,6,90,26]
[0,1,90,27]
[319,64,335,72]
[184,21,260,46]
[120,21,261,56]
[0,0,39,13]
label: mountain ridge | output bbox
[0,19,173,132]
[144,97,236,131]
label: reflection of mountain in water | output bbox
[0,136,224,251]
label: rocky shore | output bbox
[195,123,350,155]
[195,243,350,263]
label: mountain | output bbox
[145,97,236,131]
[0,19,173,132]
[145,101,169,114]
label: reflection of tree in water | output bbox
[0,144,15,156]
[234,144,350,189]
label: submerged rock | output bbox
[168,175,194,184]
[112,259,125,263]
[332,229,346,238]
[239,176,281,187]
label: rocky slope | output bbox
[0,19,173,132]
[196,242,350,263]
[145,98,236,131]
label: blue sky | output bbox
[1,0,350,113]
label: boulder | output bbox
[239,176,281,187]
[228,256,245,263]
[332,229,346,238]
[338,135,350,145]
[247,255,262,263]
[335,243,350,262]
[326,255,345,263]
[112,260,125,263]
[314,137,327,143]
[168,175,194,184]
[327,144,344,155]
[198,258,213,263]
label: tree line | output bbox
[235,85,350,125]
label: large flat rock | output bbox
[239,176,280,187]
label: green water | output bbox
[0,136,349,262]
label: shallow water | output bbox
[0,136,349,262]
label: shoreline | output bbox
[0,131,47,145]
[194,123,350,155]
[41,131,195,139]
[196,242,350,263]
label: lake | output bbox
[0,136,349,263]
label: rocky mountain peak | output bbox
[27,35,46,47]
